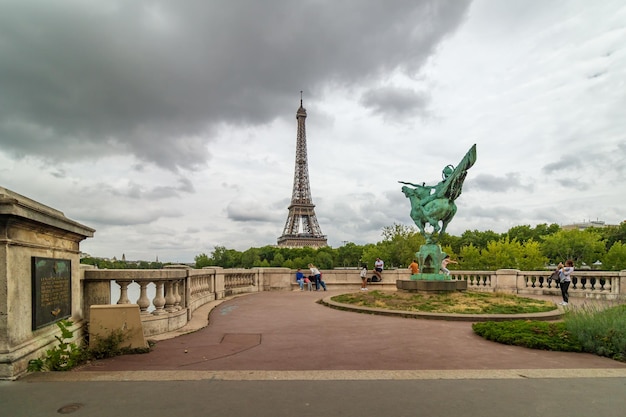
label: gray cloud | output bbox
[73,206,182,227]
[542,156,582,174]
[226,199,282,223]
[463,205,523,221]
[468,173,533,193]
[556,178,590,190]
[0,0,471,171]
[360,86,430,120]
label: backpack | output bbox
[548,270,561,284]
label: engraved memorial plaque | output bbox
[32,257,72,330]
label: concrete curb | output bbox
[320,294,564,322]
[22,368,626,382]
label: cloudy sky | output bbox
[1,0,625,262]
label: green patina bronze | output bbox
[399,144,477,280]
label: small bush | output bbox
[565,304,626,361]
[472,320,582,352]
[88,329,131,359]
[473,304,626,363]
[27,320,86,372]
[28,321,151,372]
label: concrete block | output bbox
[89,304,147,349]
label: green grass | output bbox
[331,290,556,314]
[564,304,626,361]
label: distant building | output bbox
[561,220,616,231]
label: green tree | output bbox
[603,242,626,271]
[290,256,309,269]
[540,229,606,267]
[379,223,425,267]
[208,246,242,268]
[601,222,626,250]
[271,253,285,267]
[336,242,364,268]
[257,245,277,265]
[360,243,384,270]
[459,244,484,270]
[459,229,501,251]
[240,248,260,268]
[517,240,549,271]
[481,238,519,270]
[439,234,462,255]
[480,238,548,270]
[315,251,334,269]
[534,223,561,238]
[505,225,534,244]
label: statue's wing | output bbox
[439,144,477,201]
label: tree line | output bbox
[194,222,626,271]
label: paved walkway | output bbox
[60,289,625,375]
[8,291,626,417]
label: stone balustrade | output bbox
[81,266,626,340]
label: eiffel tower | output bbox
[277,94,327,248]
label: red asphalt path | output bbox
[75,290,626,373]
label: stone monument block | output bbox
[89,305,147,349]
[0,186,94,379]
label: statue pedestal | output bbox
[397,279,466,293]
[396,243,467,293]
[415,243,445,275]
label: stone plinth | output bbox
[0,187,94,379]
[410,272,449,281]
[89,305,147,349]
[416,243,445,274]
[397,279,467,293]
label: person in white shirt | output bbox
[308,263,326,291]
[374,258,384,281]
[360,264,368,290]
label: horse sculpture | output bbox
[399,144,476,244]
[401,185,457,239]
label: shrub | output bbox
[565,304,626,361]
[27,320,86,372]
[28,321,151,372]
[473,304,626,362]
[472,320,582,352]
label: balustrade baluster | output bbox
[165,280,176,312]
[137,282,151,314]
[174,280,182,310]
[153,281,166,315]
[581,277,587,291]
[116,280,132,304]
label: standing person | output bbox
[308,263,326,291]
[374,257,384,281]
[558,260,574,306]
[441,255,458,276]
[360,264,368,291]
[409,259,419,275]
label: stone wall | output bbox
[0,187,93,380]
